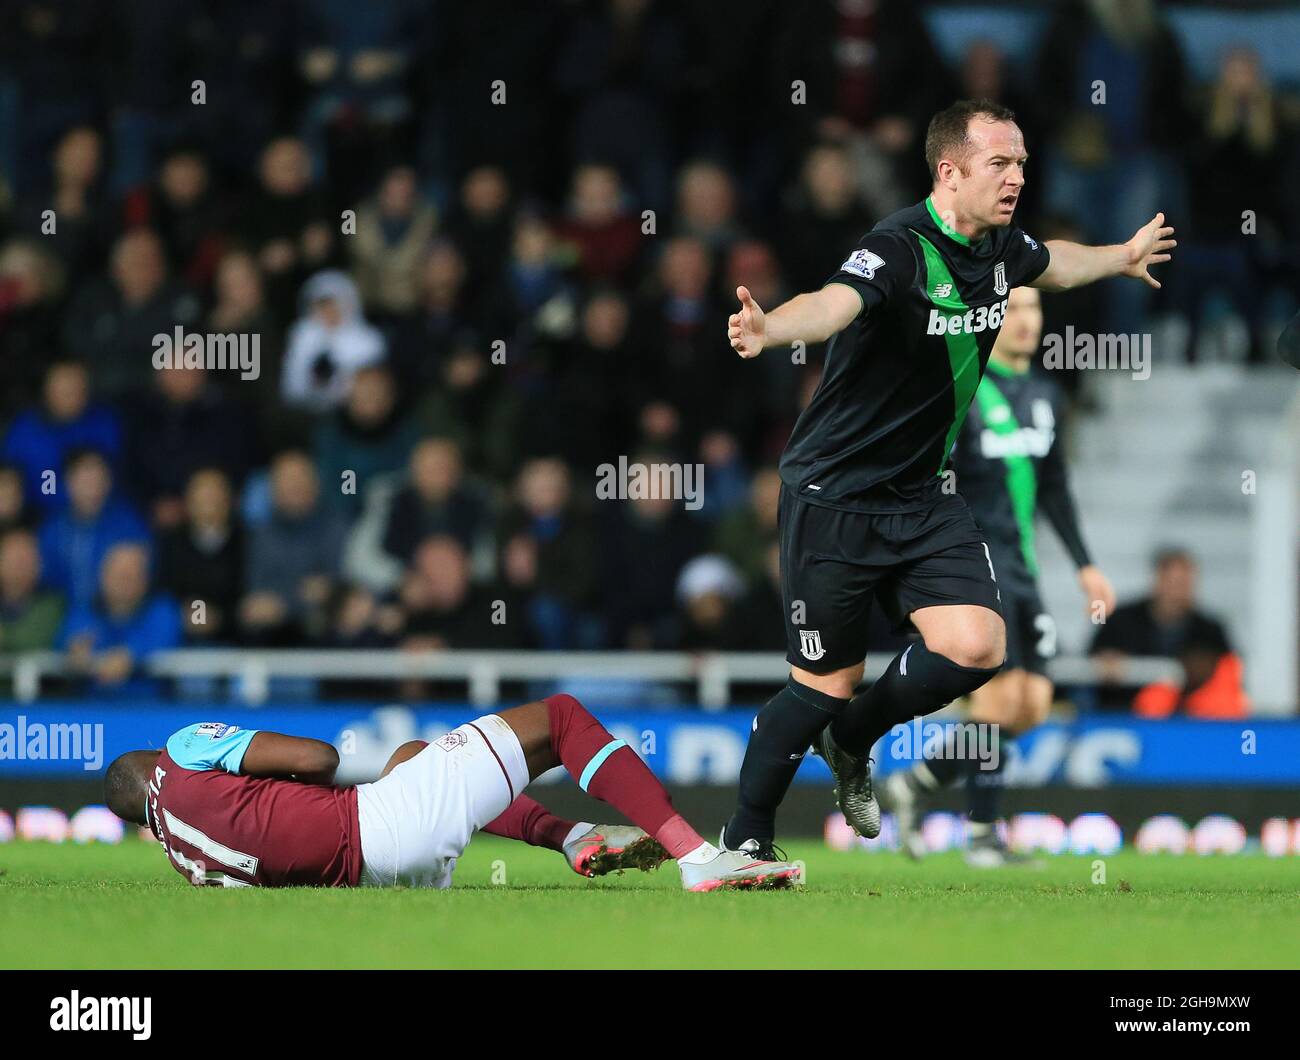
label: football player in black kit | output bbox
[881,285,1116,866]
[721,100,1174,855]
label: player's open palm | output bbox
[1122,212,1177,289]
[729,285,766,358]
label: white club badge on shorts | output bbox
[799,629,826,661]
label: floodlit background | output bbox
[0,0,1297,848]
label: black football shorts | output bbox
[984,546,1056,677]
[778,486,1004,673]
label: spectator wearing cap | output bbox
[675,553,746,651]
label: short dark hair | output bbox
[1152,546,1195,571]
[104,751,157,826]
[63,446,109,473]
[925,99,1018,180]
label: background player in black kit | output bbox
[882,285,1117,867]
[722,100,1175,853]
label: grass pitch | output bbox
[2,838,1297,969]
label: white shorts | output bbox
[355,714,529,888]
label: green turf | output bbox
[2,838,1297,969]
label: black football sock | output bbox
[724,678,848,847]
[966,726,1011,827]
[831,641,1001,758]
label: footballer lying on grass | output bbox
[103,693,800,892]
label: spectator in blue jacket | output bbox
[38,448,150,613]
[58,541,180,694]
[2,359,123,512]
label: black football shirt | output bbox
[779,197,1051,512]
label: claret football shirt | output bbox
[145,722,361,888]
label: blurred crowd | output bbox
[0,0,1294,696]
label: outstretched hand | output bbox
[728,285,766,359]
[1122,213,1177,289]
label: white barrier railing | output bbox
[1248,381,1300,715]
[0,649,1183,711]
